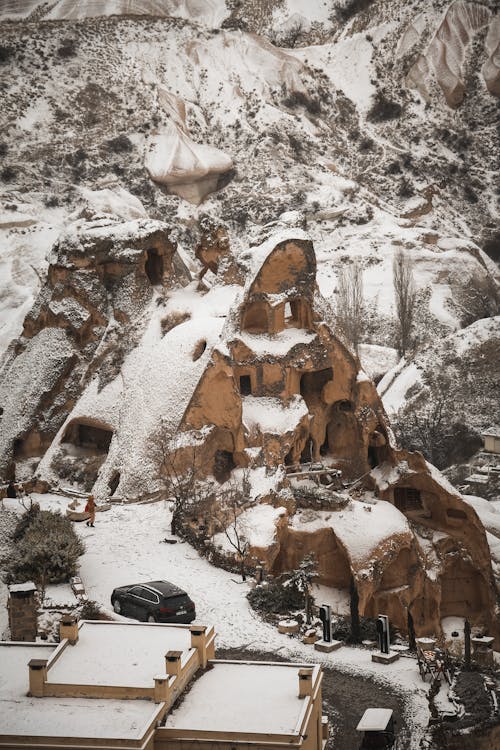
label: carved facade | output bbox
[1,219,497,642]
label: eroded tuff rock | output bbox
[402,1,498,107]
[0,214,187,483]
[1,218,498,643]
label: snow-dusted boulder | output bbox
[78,186,148,221]
[145,125,233,205]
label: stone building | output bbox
[0,619,326,749]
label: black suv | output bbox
[110,580,196,623]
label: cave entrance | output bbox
[13,438,25,458]
[368,426,388,468]
[324,400,358,462]
[394,487,422,513]
[284,298,311,329]
[62,421,113,453]
[300,368,333,405]
[145,248,164,285]
[213,449,235,483]
[300,439,313,464]
[242,300,269,333]
[239,375,252,396]
[108,471,120,496]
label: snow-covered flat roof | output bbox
[47,621,193,687]
[482,426,500,437]
[165,661,311,735]
[356,707,393,732]
[0,643,161,739]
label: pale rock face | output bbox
[145,124,233,205]
[483,14,500,97]
[45,0,229,26]
[78,187,148,221]
[404,1,495,107]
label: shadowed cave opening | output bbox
[300,368,333,403]
[239,374,252,396]
[394,486,422,513]
[145,248,164,285]
[62,421,113,453]
[108,471,120,496]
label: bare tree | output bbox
[157,423,213,537]
[212,474,251,581]
[454,272,499,328]
[393,248,416,357]
[335,261,364,352]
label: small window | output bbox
[446,508,467,520]
[394,487,422,513]
[140,588,160,603]
[131,587,158,603]
[239,375,251,396]
[129,586,144,597]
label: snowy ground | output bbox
[1,492,432,746]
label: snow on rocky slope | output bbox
[0,2,498,464]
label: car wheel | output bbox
[113,599,122,614]
[147,614,156,623]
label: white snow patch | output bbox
[380,362,422,415]
[291,501,410,565]
[78,186,148,220]
[242,395,308,435]
[428,284,458,328]
[213,503,287,552]
[238,328,316,356]
[358,344,399,382]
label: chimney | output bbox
[28,659,48,697]
[8,582,37,641]
[59,614,79,645]
[298,668,313,699]
[165,650,183,677]
[154,674,171,704]
[190,624,208,668]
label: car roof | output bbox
[140,580,187,597]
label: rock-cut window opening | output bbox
[300,368,333,402]
[145,248,164,285]
[242,300,269,333]
[394,487,422,513]
[239,375,252,396]
[284,299,308,329]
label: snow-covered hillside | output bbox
[0,5,498,485]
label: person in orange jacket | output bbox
[85,495,96,527]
